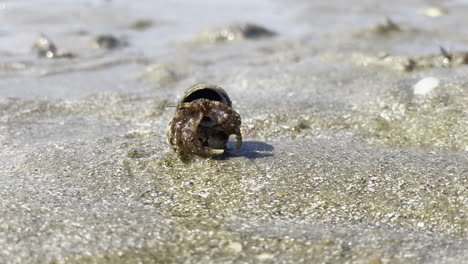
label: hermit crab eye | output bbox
[167,84,242,161]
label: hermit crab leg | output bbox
[234,128,242,151]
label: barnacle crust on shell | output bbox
[167,84,242,161]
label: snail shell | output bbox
[181,83,232,107]
[167,84,242,161]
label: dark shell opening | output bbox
[183,88,225,104]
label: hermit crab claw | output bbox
[167,84,242,161]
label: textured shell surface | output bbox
[168,83,242,161]
[178,83,232,108]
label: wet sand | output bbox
[0,0,467,263]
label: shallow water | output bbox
[0,0,467,263]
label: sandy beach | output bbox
[0,0,467,263]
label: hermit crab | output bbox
[167,84,242,161]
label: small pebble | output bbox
[256,253,275,261]
[225,241,243,254]
[130,19,153,31]
[93,34,126,49]
[368,259,382,264]
[33,34,75,59]
[421,7,448,18]
[196,23,276,43]
[370,17,400,35]
[413,77,440,96]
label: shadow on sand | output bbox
[224,140,274,159]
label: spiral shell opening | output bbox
[181,84,232,107]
